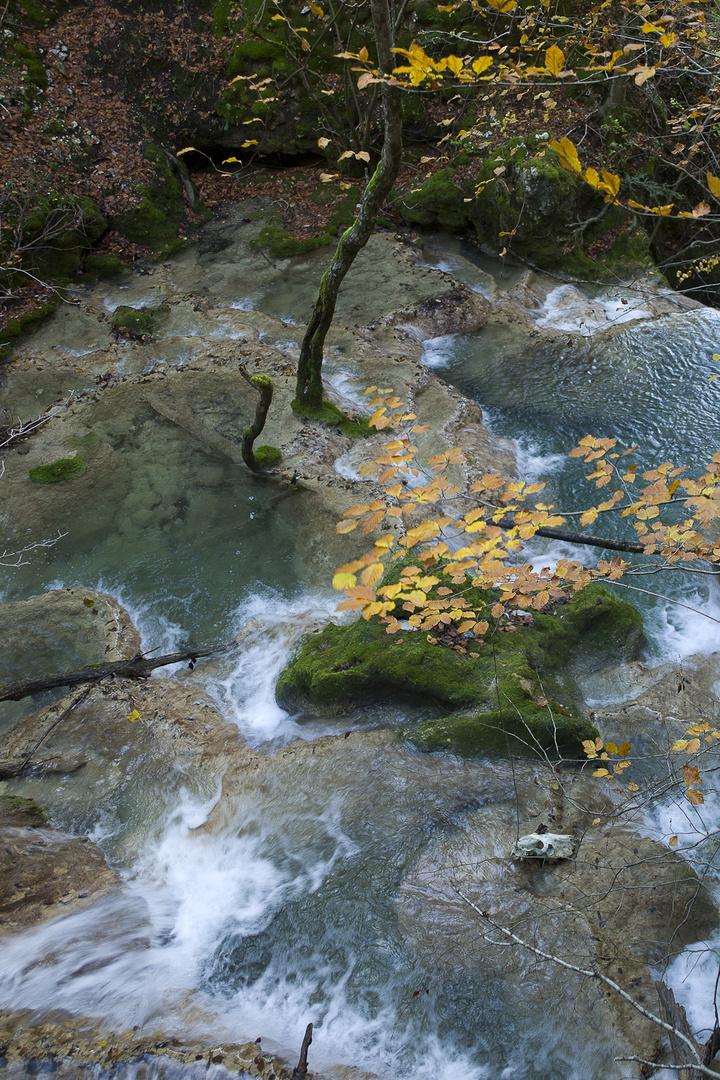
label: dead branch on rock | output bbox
[0,641,237,703]
[454,887,720,1077]
[0,685,92,779]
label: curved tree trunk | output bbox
[294,0,402,411]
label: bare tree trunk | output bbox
[294,0,402,412]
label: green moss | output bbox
[85,254,125,280]
[18,197,106,280]
[409,707,595,759]
[0,795,50,826]
[29,456,84,484]
[110,304,170,337]
[276,584,642,759]
[111,143,198,251]
[14,43,48,89]
[400,168,474,230]
[252,226,334,259]
[254,444,282,467]
[290,398,371,438]
[0,299,58,359]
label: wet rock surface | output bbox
[0,795,121,934]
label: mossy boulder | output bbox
[28,456,85,484]
[253,445,282,467]
[252,226,334,259]
[110,304,170,337]
[21,197,107,280]
[111,143,198,252]
[85,253,125,280]
[276,584,643,759]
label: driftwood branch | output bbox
[0,642,235,703]
[291,1023,313,1079]
[497,518,645,554]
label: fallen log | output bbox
[497,518,645,555]
[0,642,236,703]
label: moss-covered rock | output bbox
[252,225,334,259]
[290,398,371,437]
[20,197,107,280]
[253,444,282,467]
[29,456,85,484]
[111,143,198,252]
[110,304,170,337]
[276,584,643,758]
[84,253,125,280]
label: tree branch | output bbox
[0,642,237,703]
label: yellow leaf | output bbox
[472,56,493,75]
[318,137,331,149]
[687,789,705,805]
[309,1,324,14]
[222,156,241,164]
[358,45,369,62]
[633,65,656,86]
[593,768,610,777]
[627,782,639,791]
[361,510,384,535]
[332,571,357,590]
[545,45,565,75]
[126,709,140,722]
[357,71,375,90]
[605,741,618,754]
[659,32,676,46]
[336,519,358,534]
[707,173,720,199]
[669,835,678,847]
[242,140,259,148]
[600,169,620,197]
[686,737,701,754]
[356,150,371,163]
[618,742,630,757]
[361,562,384,588]
[549,136,581,175]
[491,602,505,619]
[176,147,197,156]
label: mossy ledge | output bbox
[276,584,643,759]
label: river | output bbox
[1,217,720,1080]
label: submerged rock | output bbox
[276,584,643,758]
[397,760,718,1075]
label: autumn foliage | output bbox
[332,388,720,801]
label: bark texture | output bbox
[294,0,403,409]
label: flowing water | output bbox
[2,223,720,1079]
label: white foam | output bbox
[421,334,458,369]
[198,590,342,744]
[535,285,652,336]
